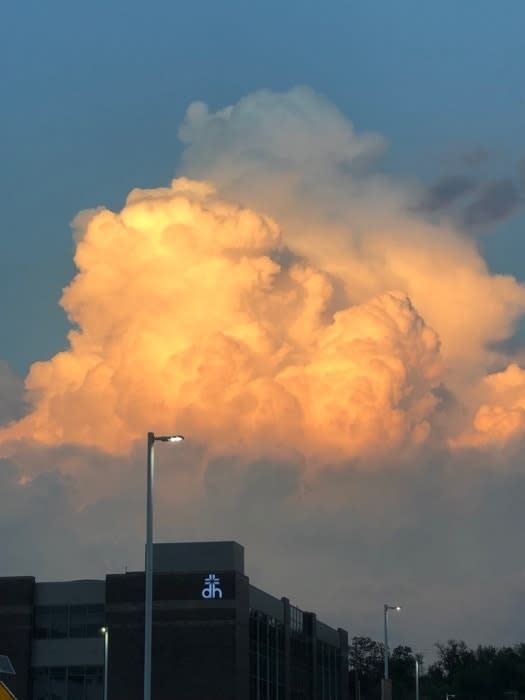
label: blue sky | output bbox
[2,0,524,373]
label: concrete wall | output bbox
[34,579,104,605]
[153,541,245,575]
[32,638,104,667]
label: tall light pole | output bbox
[144,432,184,700]
[100,627,109,700]
[383,604,401,680]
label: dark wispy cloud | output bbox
[486,334,525,362]
[0,361,27,426]
[418,174,478,212]
[462,178,522,228]
[417,146,525,231]
[0,460,76,577]
[461,145,489,169]
[518,157,525,187]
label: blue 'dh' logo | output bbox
[201,573,223,599]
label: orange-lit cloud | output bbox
[3,88,525,660]
[452,364,525,448]
[179,88,525,450]
[0,179,444,461]
[179,88,525,378]
[2,88,525,463]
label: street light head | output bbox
[395,606,402,611]
[155,434,184,443]
[100,627,107,634]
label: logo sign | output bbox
[201,573,223,599]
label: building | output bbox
[0,541,349,700]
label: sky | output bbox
[1,0,525,660]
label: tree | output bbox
[348,636,383,699]
[348,637,420,700]
[426,639,525,699]
[390,645,420,700]
[349,637,525,699]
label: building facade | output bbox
[0,541,349,700]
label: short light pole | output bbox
[100,627,109,700]
[383,604,401,680]
[144,432,184,700]
[415,657,420,700]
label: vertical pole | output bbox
[103,629,109,700]
[144,432,155,700]
[266,619,270,700]
[256,614,260,700]
[384,605,389,680]
[281,598,291,700]
[415,658,419,700]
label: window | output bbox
[85,667,103,700]
[34,607,68,640]
[290,606,303,633]
[31,667,103,700]
[68,668,86,700]
[34,605,104,639]
[290,613,310,700]
[49,667,66,700]
[32,668,51,700]
[317,642,341,700]
[69,605,104,638]
[249,610,285,700]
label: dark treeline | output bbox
[349,636,525,700]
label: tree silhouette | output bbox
[348,637,525,700]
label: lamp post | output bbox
[144,432,184,700]
[383,604,401,680]
[415,657,420,700]
[100,627,108,700]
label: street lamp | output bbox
[383,604,401,680]
[100,627,108,700]
[144,432,184,700]
[415,656,420,700]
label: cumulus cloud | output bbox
[178,88,525,420]
[2,87,525,650]
[452,364,525,448]
[178,87,386,180]
[0,179,444,463]
[2,88,525,458]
